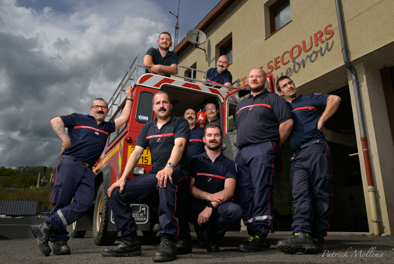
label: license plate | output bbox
[128,145,152,165]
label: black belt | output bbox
[299,139,325,150]
[61,155,91,169]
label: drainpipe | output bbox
[335,0,380,236]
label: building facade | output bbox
[174,0,394,235]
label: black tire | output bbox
[69,221,86,238]
[93,183,118,245]
[142,231,158,237]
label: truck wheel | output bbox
[69,221,86,238]
[93,183,118,245]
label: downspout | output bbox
[335,0,380,236]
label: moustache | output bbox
[209,140,219,143]
[251,81,259,84]
[159,107,167,112]
[187,116,194,120]
[97,111,104,114]
[218,65,224,68]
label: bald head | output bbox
[248,68,267,95]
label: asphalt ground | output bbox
[1,218,393,263]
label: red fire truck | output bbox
[68,56,275,245]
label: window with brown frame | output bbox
[219,38,232,64]
[270,0,291,34]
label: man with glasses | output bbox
[144,32,178,77]
[205,103,221,127]
[31,86,133,257]
[203,55,233,91]
[276,76,341,254]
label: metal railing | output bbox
[106,54,237,119]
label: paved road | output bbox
[1,218,394,263]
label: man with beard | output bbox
[204,103,221,127]
[144,32,178,77]
[31,86,133,256]
[187,123,242,252]
[102,91,190,262]
[203,55,233,91]
[184,108,205,160]
[235,68,293,252]
[276,76,341,254]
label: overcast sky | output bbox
[0,0,220,168]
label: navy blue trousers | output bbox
[235,141,279,237]
[110,167,190,237]
[187,199,243,242]
[47,157,95,241]
[290,140,334,242]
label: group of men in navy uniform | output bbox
[32,30,341,261]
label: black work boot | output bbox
[175,239,192,255]
[312,237,324,252]
[206,240,220,252]
[53,240,71,255]
[277,232,317,254]
[102,232,141,257]
[238,235,270,252]
[195,225,207,248]
[31,221,53,256]
[153,235,177,262]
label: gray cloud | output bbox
[0,0,169,167]
[0,0,220,167]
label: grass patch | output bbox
[0,186,52,201]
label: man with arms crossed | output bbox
[276,76,341,254]
[188,123,243,252]
[144,32,178,76]
[235,68,293,252]
[102,91,190,262]
[31,86,133,256]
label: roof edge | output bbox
[174,0,235,55]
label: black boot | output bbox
[238,235,270,252]
[31,221,53,256]
[175,239,192,255]
[195,225,207,248]
[153,235,177,262]
[53,240,71,255]
[102,232,141,257]
[312,237,324,252]
[277,232,317,254]
[206,241,220,252]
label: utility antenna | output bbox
[169,0,180,47]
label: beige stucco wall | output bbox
[348,63,394,235]
[178,0,394,93]
[177,0,394,235]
